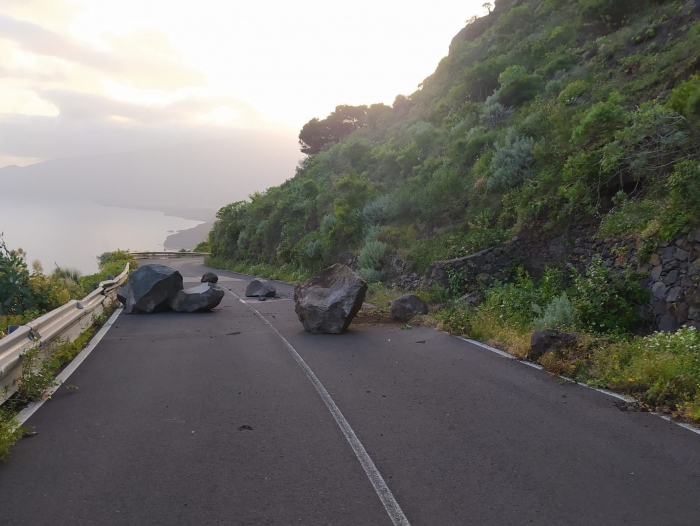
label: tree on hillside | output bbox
[299,105,369,154]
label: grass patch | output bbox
[206,256,311,284]
[436,305,532,358]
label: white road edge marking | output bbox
[457,336,700,436]
[15,306,123,427]
[228,289,411,526]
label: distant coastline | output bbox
[157,207,216,251]
[164,220,213,251]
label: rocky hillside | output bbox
[208,0,700,304]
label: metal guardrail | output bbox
[129,251,210,260]
[0,263,130,404]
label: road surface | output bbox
[1,257,699,526]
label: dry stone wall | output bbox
[424,226,700,333]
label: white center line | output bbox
[230,289,411,526]
[175,262,410,526]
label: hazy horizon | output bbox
[1,0,486,174]
[0,0,488,265]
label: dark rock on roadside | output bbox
[294,264,367,334]
[390,294,429,322]
[201,272,219,284]
[246,278,276,298]
[118,264,183,314]
[170,283,225,312]
[529,330,582,360]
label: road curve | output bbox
[1,257,699,526]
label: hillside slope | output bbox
[208,0,700,279]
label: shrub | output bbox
[357,240,388,271]
[558,80,589,105]
[600,103,689,184]
[320,214,337,234]
[306,239,324,260]
[545,79,563,94]
[360,194,394,226]
[593,326,700,417]
[571,93,627,147]
[542,54,577,76]
[488,128,535,191]
[598,197,659,238]
[0,408,23,461]
[666,160,700,221]
[667,75,700,121]
[483,270,541,328]
[481,102,513,129]
[658,160,700,239]
[0,239,33,316]
[498,74,542,107]
[568,256,649,334]
[358,268,384,283]
[455,127,499,164]
[533,292,577,330]
[363,225,384,243]
[498,65,527,89]
[194,241,211,252]
[499,5,532,33]
[580,0,637,27]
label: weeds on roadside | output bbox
[0,408,23,461]
[206,257,311,284]
[0,311,107,460]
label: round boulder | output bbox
[390,294,429,322]
[201,272,219,284]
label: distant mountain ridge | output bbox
[0,131,302,212]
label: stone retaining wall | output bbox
[424,227,700,332]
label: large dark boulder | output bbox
[201,272,219,284]
[246,278,276,298]
[529,330,582,360]
[170,283,225,313]
[390,294,429,322]
[118,264,183,314]
[294,264,367,334]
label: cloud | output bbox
[0,0,81,27]
[0,90,274,160]
[34,89,263,124]
[0,15,204,89]
[0,63,67,82]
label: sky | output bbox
[0,0,487,169]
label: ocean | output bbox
[0,197,202,274]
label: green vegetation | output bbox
[206,0,700,276]
[435,261,700,423]
[206,256,310,284]
[1,244,136,338]
[0,312,108,460]
[194,240,211,252]
[439,260,648,341]
[201,1,700,422]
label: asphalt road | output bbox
[1,257,700,526]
